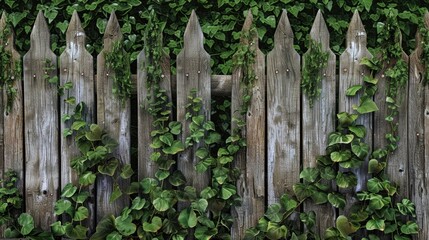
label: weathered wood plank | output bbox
[302,10,336,235]
[137,49,171,179]
[267,10,300,205]
[59,11,95,231]
[1,11,23,186]
[339,11,373,216]
[176,10,211,194]
[373,30,409,201]
[96,11,130,221]
[409,11,429,240]
[231,11,265,240]
[23,11,58,230]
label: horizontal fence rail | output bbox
[0,8,428,240]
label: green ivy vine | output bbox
[0,21,21,114]
[301,39,329,108]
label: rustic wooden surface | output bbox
[1,12,23,188]
[59,11,95,231]
[176,10,211,195]
[23,11,58,230]
[302,10,336,235]
[409,11,428,239]
[137,50,171,179]
[267,10,301,205]
[231,11,266,240]
[373,32,409,201]
[96,11,130,220]
[0,12,23,238]
[339,11,373,216]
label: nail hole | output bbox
[399,168,404,173]
[42,190,48,195]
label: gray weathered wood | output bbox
[96,11,130,221]
[339,11,373,216]
[176,10,211,194]
[267,10,300,205]
[23,11,58,230]
[59,11,95,231]
[231,11,266,240]
[409,11,429,240]
[373,28,409,201]
[137,49,171,179]
[0,12,23,238]
[302,10,336,235]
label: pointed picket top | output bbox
[183,10,204,52]
[103,11,122,48]
[345,10,367,50]
[65,11,86,48]
[239,10,258,46]
[30,11,51,50]
[273,10,294,48]
[309,10,330,51]
[0,11,7,32]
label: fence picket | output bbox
[373,26,409,201]
[409,11,429,239]
[59,10,95,231]
[23,11,58,230]
[231,11,266,240]
[176,10,211,195]
[267,10,301,205]
[96,11,130,220]
[302,10,336,235]
[137,47,171,180]
[339,11,373,216]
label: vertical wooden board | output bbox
[59,11,95,231]
[409,12,428,239]
[424,62,429,240]
[373,36,409,201]
[302,10,336,235]
[1,12,23,187]
[339,11,373,214]
[137,49,171,180]
[267,10,300,205]
[176,10,211,194]
[96,11,130,220]
[23,11,58,230]
[231,11,265,240]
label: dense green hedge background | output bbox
[1,0,428,74]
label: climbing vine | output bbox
[301,39,329,108]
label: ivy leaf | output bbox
[367,178,383,193]
[110,183,123,203]
[178,207,198,228]
[51,221,66,236]
[321,167,336,180]
[328,192,346,209]
[200,187,217,199]
[106,231,122,240]
[348,125,366,138]
[280,194,298,212]
[328,132,354,146]
[400,221,419,235]
[162,140,185,155]
[65,223,88,239]
[115,215,136,236]
[352,142,369,159]
[299,167,319,182]
[331,150,352,162]
[194,226,217,240]
[265,203,283,223]
[159,133,174,146]
[346,85,363,96]
[336,112,358,126]
[86,124,102,141]
[169,121,182,135]
[54,199,72,216]
[143,216,163,233]
[98,158,119,176]
[73,206,89,221]
[73,191,90,204]
[300,211,316,229]
[120,164,134,179]
[336,172,357,189]
[293,183,314,201]
[362,0,373,12]
[266,221,288,240]
[366,219,385,231]
[79,171,96,186]
[397,199,416,216]
[311,190,328,205]
[368,195,390,210]
[336,215,359,237]
[18,213,34,235]
[131,197,146,210]
[89,215,115,240]
[155,169,170,181]
[368,159,385,174]
[169,170,186,187]
[61,183,77,198]
[356,98,379,114]
[191,199,208,213]
[221,184,237,200]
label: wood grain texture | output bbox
[137,50,171,180]
[0,12,23,238]
[409,11,428,239]
[373,33,409,201]
[302,10,336,235]
[59,11,95,231]
[176,10,211,195]
[23,11,58,230]
[231,11,265,240]
[267,10,301,205]
[1,12,23,188]
[339,11,373,215]
[96,11,130,220]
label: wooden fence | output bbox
[0,8,428,239]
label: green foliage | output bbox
[301,39,329,107]
[0,171,22,227]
